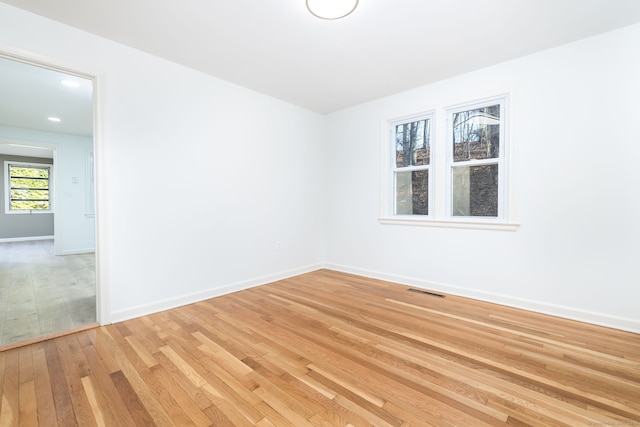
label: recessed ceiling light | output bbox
[48,117,61,122]
[60,79,80,88]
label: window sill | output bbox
[5,210,54,215]
[378,216,520,231]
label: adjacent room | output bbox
[0,57,97,346]
[0,0,638,425]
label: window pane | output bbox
[8,165,51,211]
[395,170,428,215]
[395,119,431,167]
[10,177,49,190]
[452,164,498,216]
[11,189,49,201]
[452,104,500,162]
[11,200,50,210]
[10,166,49,179]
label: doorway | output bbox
[0,53,98,347]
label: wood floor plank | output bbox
[1,270,639,426]
[18,380,37,427]
[80,376,107,427]
[32,345,58,427]
[42,340,77,426]
[0,350,19,426]
[17,346,37,427]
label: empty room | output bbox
[0,0,639,425]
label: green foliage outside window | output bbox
[9,165,51,210]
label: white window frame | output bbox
[380,94,518,231]
[4,160,54,214]
[387,111,434,218]
[446,95,507,221]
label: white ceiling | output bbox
[0,55,93,157]
[2,0,640,115]
[0,56,93,136]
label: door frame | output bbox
[0,46,110,326]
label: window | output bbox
[383,95,515,230]
[390,114,433,216]
[448,99,504,218]
[4,161,53,213]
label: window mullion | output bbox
[392,165,430,173]
[451,158,499,168]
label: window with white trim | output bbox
[4,161,53,213]
[448,98,506,218]
[383,95,513,229]
[390,113,433,216]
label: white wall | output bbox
[0,3,326,322]
[0,127,94,253]
[324,24,640,333]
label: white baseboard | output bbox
[110,262,640,334]
[0,235,54,243]
[323,263,640,334]
[110,263,324,323]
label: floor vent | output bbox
[407,288,445,298]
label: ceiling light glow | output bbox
[7,144,50,150]
[306,0,359,20]
[48,117,61,122]
[60,79,80,88]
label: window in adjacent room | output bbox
[4,161,53,213]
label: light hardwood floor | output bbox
[1,269,638,426]
[0,240,96,347]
